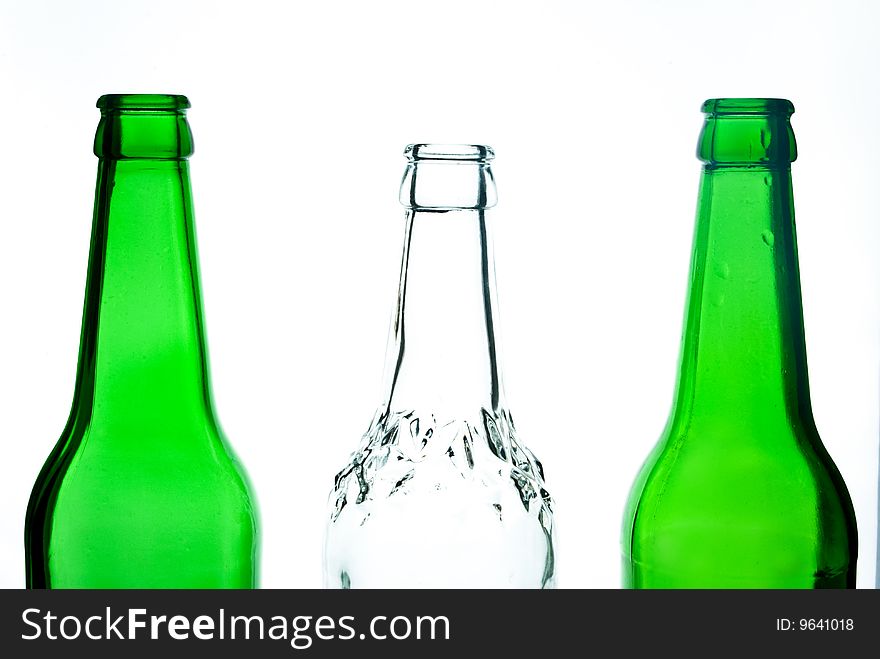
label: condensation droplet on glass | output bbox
[762,230,775,248]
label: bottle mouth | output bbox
[400,144,497,210]
[697,98,797,166]
[701,98,794,116]
[94,94,194,160]
[97,94,191,112]
[405,144,494,162]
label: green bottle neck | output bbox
[670,101,813,429]
[75,96,215,430]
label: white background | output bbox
[0,0,877,588]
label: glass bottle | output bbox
[25,94,259,588]
[324,144,555,588]
[622,99,858,588]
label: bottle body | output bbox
[323,145,555,588]
[325,406,554,588]
[623,99,857,588]
[25,95,258,588]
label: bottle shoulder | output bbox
[328,405,553,526]
[640,415,838,478]
[625,416,856,532]
[29,415,256,514]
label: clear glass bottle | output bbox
[323,144,555,588]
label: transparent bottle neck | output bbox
[381,207,504,419]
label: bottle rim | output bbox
[97,94,191,111]
[702,98,794,116]
[405,144,494,162]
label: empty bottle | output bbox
[622,99,857,588]
[25,94,259,588]
[324,144,555,588]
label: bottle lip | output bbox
[405,144,494,162]
[97,94,191,111]
[702,98,794,116]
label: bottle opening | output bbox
[405,144,494,162]
[400,144,497,210]
[97,94,191,112]
[698,98,797,167]
[702,98,794,117]
[94,94,194,160]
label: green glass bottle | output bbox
[622,98,857,588]
[25,94,258,588]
